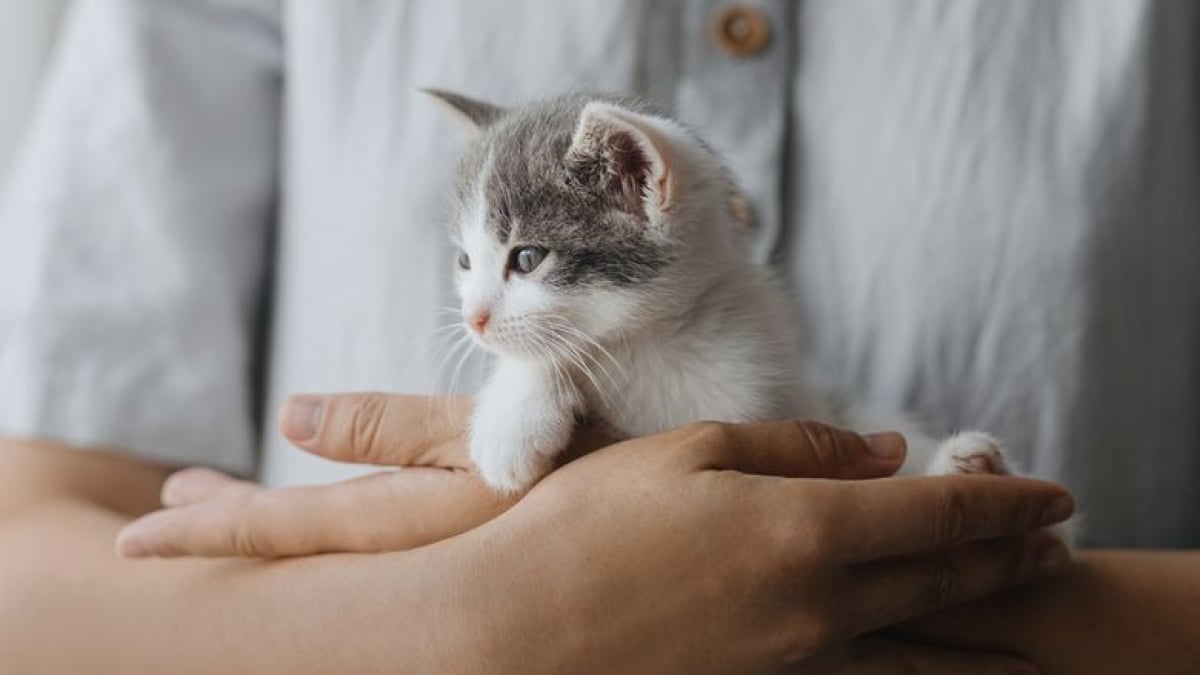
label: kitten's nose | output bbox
[468,312,490,333]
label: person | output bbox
[0,1,1196,672]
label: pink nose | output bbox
[469,312,490,333]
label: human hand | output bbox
[116,392,898,558]
[0,429,1051,675]
[119,396,1071,673]
[445,419,1070,674]
[116,393,529,557]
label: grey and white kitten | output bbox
[433,90,1024,495]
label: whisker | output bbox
[437,329,478,420]
[528,328,573,402]
[429,323,467,338]
[425,330,475,427]
[529,331,573,401]
[538,315,625,393]
[515,327,580,409]
[446,334,477,396]
[430,329,473,386]
[535,324,616,412]
[556,322,627,381]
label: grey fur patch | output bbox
[448,93,680,288]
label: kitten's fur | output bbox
[433,90,1027,498]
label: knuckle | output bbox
[764,527,808,575]
[227,517,265,558]
[684,420,734,444]
[679,420,736,455]
[791,515,837,565]
[932,484,969,545]
[792,420,841,473]
[349,393,390,461]
[925,552,965,608]
[760,496,832,569]
[225,494,271,558]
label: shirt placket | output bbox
[672,0,793,263]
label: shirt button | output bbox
[712,5,772,58]
[730,193,755,230]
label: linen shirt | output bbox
[1,0,1197,548]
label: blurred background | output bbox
[0,1,68,184]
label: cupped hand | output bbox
[118,392,1072,673]
[117,393,523,557]
[451,419,1070,674]
[116,392,903,558]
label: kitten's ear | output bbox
[422,88,506,131]
[566,101,677,221]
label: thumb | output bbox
[279,392,472,468]
[689,420,907,480]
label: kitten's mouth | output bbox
[463,324,520,357]
[464,322,579,362]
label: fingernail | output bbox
[1040,494,1075,525]
[281,395,324,442]
[115,527,150,558]
[864,432,906,460]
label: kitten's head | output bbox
[430,90,750,360]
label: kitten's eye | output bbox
[511,246,548,274]
[457,251,471,270]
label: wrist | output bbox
[181,547,492,674]
[431,513,578,675]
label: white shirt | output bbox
[1,0,1197,548]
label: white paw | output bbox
[469,408,570,493]
[927,431,1012,476]
[929,431,1077,551]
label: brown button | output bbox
[713,5,772,58]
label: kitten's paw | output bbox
[927,431,1012,476]
[929,431,1077,552]
[471,441,555,493]
[468,409,569,493]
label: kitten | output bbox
[430,89,1032,500]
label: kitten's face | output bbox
[450,151,658,359]
[437,92,739,361]
[452,222,645,359]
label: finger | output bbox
[825,474,1074,561]
[279,393,472,468]
[683,419,908,480]
[842,531,1071,634]
[116,468,515,558]
[841,636,1038,675]
[160,467,249,507]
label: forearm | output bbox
[901,550,1200,674]
[0,442,484,674]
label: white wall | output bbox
[0,0,69,184]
